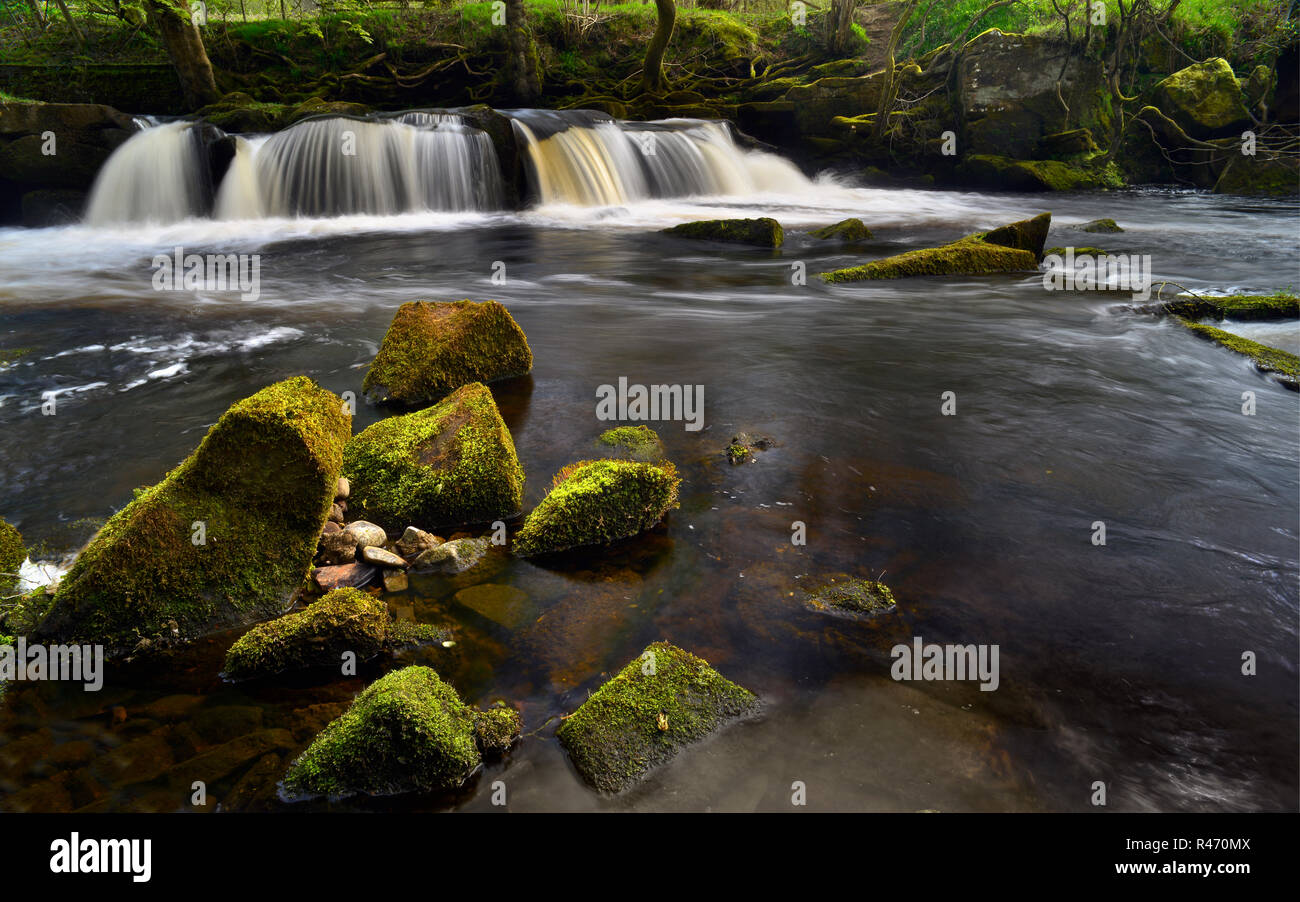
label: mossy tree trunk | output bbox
[642,0,677,95]
[505,0,542,103]
[828,0,856,56]
[872,0,918,140]
[145,0,220,109]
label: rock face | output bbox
[557,642,757,794]
[0,518,23,595]
[344,382,524,530]
[222,588,388,680]
[362,300,533,406]
[35,377,351,653]
[280,666,518,799]
[512,460,680,556]
[1153,58,1251,140]
[661,217,784,248]
[0,101,138,225]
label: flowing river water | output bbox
[0,114,1296,812]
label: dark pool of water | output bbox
[0,186,1297,812]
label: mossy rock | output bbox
[0,518,24,595]
[981,211,1052,260]
[1142,292,1299,322]
[344,382,524,531]
[1079,218,1123,233]
[821,235,1036,282]
[804,577,896,616]
[281,666,511,799]
[810,218,873,242]
[1040,128,1099,158]
[362,300,533,407]
[956,155,1116,192]
[287,97,372,126]
[1152,58,1251,140]
[197,93,291,133]
[597,425,664,462]
[473,703,523,756]
[35,377,351,654]
[1045,246,1106,257]
[557,642,757,794]
[1179,319,1299,390]
[661,218,783,248]
[512,460,680,557]
[1214,153,1299,197]
[222,588,387,681]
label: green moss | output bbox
[344,381,524,531]
[661,217,783,248]
[0,519,23,594]
[35,377,351,654]
[726,443,751,464]
[597,425,664,461]
[280,666,484,799]
[1045,246,1106,257]
[1179,318,1300,389]
[1214,153,1299,197]
[981,211,1052,260]
[222,588,388,681]
[0,348,33,369]
[513,460,680,556]
[810,218,873,242]
[1153,293,1299,322]
[805,577,896,615]
[473,703,523,756]
[1152,57,1251,139]
[821,235,1036,282]
[1079,218,1123,233]
[557,641,756,794]
[957,154,1118,192]
[362,300,533,406]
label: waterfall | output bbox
[214,135,266,220]
[508,110,810,205]
[85,121,206,225]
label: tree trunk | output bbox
[145,0,221,109]
[505,0,541,103]
[642,0,676,95]
[872,0,918,140]
[828,0,855,56]
[26,0,47,29]
[52,0,86,45]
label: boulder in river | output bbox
[280,665,517,799]
[412,536,490,574]
[344,382,524,530]
[981,211,1052,261]
[34,377,351,654]
[803,576,897,616]
[1077,218,1123,233]
[810,218,873,242]
[1178,319,1299,391]
[597,425,664,462]
[820,215,1044,282]
[661,217,784,248]
[222,588,388,680]
[362,300,533,406]
[557,642,757,794]
[512,460,680,556]
[1152,58,1252,140]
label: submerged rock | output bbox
[597,425,665,461]
[412,536,490,574]
[344,382,525,530]
[34,377,350,653]
[810,218,873,242]
[280,666,516,799]
[222,588,387,680]
[661,217,784,248]
[1178,319,1299,390]
[557,642,757,794]
[726,431,776,465]
[804,576,897,616]
[1152,58,1251,140]
[512,460,680,556]
[362,300,533,406]
[313,562,379,591]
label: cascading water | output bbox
[85,121,207,225]
[507,109,810,205]
[82,108,812,225]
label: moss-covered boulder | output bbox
[1214,153,1299,197]
[34,377,350,653]
[281,666,515,799]
[597,425,664,462]
[0,518,24,595]
[1078,218,1123,233]
[661,217,783,248]
[804,576,897,616]
[362,300,533,406]
[982,211,1052,260]
[343,382,524,530]
[1140,292,1298,322]
[512,460,680,556]
[1178,319,1299,390]
[955,154,1116,192]
[557,642,756,794]
[222,588,387,680]
[1153,58,1251,140]
[810,218,873,242]
[821,235,1036,282]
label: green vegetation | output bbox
[1179,318,1300,389]
[513,459,680,556]
[805,576,896,615]
[822,235,1037,282]
[597,425,664,461]
[222,587,387,680]
[661,217,783,247]
[1152,292,1299,321]
[34,377,350,653]
[0,519,25,596]
[557,641,756,793]
[343,381,525,530]
[810,217,873,242]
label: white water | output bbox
[85,121,205,225]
